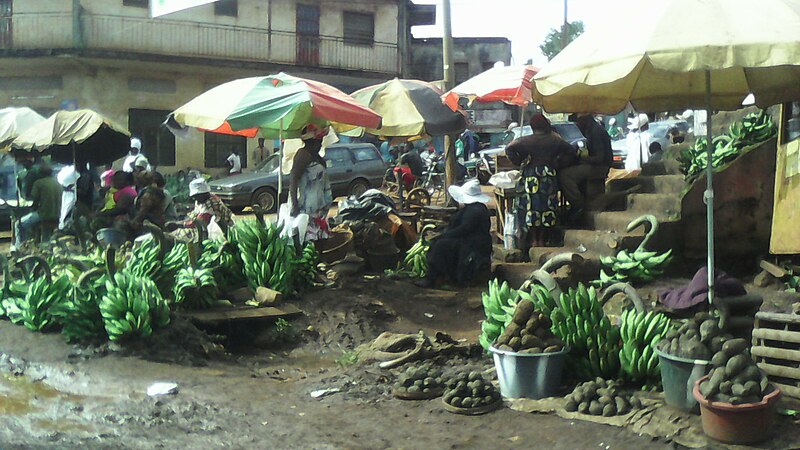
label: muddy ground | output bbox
[0,273,796,449]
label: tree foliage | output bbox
[539,21,585,61]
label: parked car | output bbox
[478,122,588,174]
[611,119,692,168]
[209,143,388,213]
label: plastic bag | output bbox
[277,203,309,244]
[503,211,519,250]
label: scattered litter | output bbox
[424,313,434,319]
[298,412,305,416]
[576,244,587,253]
[310,388,341,398]
[363,275,379,280]
[147,382,178,397]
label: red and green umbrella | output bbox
[168,73,382,138]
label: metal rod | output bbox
[277,118,283,210]
[705,70,715,304]
[442,0,456,196]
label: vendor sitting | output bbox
[416,180,492,288]
[167,178,233,236]
[94,171,136,230]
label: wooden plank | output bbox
[755,311,800,325]
[181,304,303,323]
[760,260,787,278]
[752,345,800,363]
[753,328,800,345]
[756,362,800,381]
[772,382,800,400]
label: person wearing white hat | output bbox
[416,179,492,288]
[123,137,151,173]
[167,178,233,235]
[56,165,79,230]
[624,113,653,172]
[607,117,624,140]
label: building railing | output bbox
[2,12,400,74]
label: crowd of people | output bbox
[12,137,235,247]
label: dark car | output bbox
[209,143,388,213]
[478,122,588,173]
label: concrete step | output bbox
[529,246,602,280]
[641,159,682,176]
[562,229,644,257]
[607,175,686,195]
[589,210,678,235]
[626,193,682,215]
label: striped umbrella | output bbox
[168,73,382,139]
[443,65,539,110]
[348,78,466,139]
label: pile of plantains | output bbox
[0,217,319,345]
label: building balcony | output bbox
[1,12,400,75]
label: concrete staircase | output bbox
[530,159,687,271]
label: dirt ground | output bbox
[0,272,798,449]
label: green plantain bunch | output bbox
[173,267,218,309]
[230,219,295,294]
[479,279,520,351]
[294,242,320,289]
[619,309,673,384]
[51,270,107,343]
[549,284,621,380]
[597,249,672,286]
[100,271,170,341]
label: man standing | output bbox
[16,164,62,245]
[226,148,242,175]
[123,137,150,173]
[559,114,613,222]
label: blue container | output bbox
[654,347,711,413]
[489,345,569,399]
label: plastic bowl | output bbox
[654,347,711,413]
[96,228,127,248]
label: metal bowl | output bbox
[96,227,127,248]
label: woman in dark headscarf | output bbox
[505,113,575,249]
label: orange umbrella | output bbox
[443,65,539,110]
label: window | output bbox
[351,146,379,162]
[0,0,10,48]
[343,11,374,46]
[325,148,351,169]
[204,133,247,169]
[214,0,238,17]
[454,62,470,85]
[128,109,176,167]
[783,102,800,144]
[123,0,148,8]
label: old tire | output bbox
[252,187,278,214]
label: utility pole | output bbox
[561,0,568,51]
[442,0,458,198]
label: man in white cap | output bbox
[123,137,150,173]
[624,113,653,172]
[416,179,492,288]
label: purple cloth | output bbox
[659,266,747,310]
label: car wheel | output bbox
[348,178,370,198]
[252,187,278,213]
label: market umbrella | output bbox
[443,65,539,110]
[11,109,131,165]
[0,107,46,148]
[531,0,800,302]
[168,73,382,139]
[347,78,466,139]
[168,72,382,199]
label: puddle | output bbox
[0,372,82,415]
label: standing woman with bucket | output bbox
[289,124,333,243]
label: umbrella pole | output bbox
[704,70,715,304]
[278,119,284,211]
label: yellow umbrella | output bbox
[532,0,800,303]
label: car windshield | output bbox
[552,123,584,142]
[648,123,671,138]
[255,154,280,173]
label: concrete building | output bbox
[0,0,428,173]
[408,36,514,134]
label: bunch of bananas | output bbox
[550,284,621,380]
[161,243,189,284]
[294,242,320,289]
[173,267,218,310]
[519,282,559,317]
[100,271,170,341]
[201,240,247,292]
[231,219,295,293]
[125,238,163,280]
[596,215,672,287]
[397,226,434,278]
[679,109,776,179]
[479,279,520,350]
[51,271,107,343]
[598,249,672,286]
[10,274,72,332]
[619,309,673,383]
